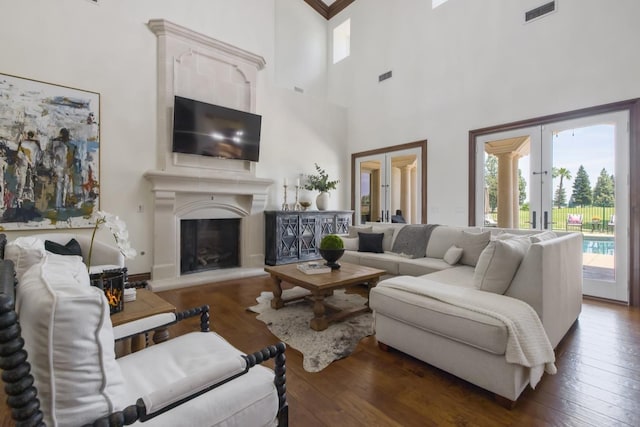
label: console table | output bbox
[264,210,353,265]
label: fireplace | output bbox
[145,19,272,291]
[180,219,240,274]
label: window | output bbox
[332,19,350,64]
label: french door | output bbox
[354,146,423,225]
[475,111,629,301]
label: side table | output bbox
[111,289,176,356]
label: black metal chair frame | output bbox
[0,248,288,426]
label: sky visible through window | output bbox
[518,124,615,203]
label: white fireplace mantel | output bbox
[144,170,273,197]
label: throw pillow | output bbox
[341,237,359,251]
[443,245,463,265]
[530,231,558,243]
[358,232,384,253]
[45,238,83,257]
[370,226,396,252]
[4,236,46,281]
[348,225,372,238]
[456,230,491,267]
[473,237,530,294]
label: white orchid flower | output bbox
[87,210,137,272]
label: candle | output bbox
[284,178,288,186]
[296,178,300,187]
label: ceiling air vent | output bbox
[525,1,556,23]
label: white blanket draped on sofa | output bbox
[378,276,557,388]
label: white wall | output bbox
[0,0,347,274]
[328,0,640,225]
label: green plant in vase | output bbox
[319,234,345,270]
[304,163,339,211]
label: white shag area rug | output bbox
[248,287,374,373]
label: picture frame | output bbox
[0,73,100,229]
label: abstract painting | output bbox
[0,73,100,229]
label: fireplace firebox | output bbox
[180,219,240,275]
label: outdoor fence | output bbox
[485,206,615,233]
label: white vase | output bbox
[316,192,330,210]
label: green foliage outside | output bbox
[320,234,344,250]
[593,168,615,207]
[571,165,592,207]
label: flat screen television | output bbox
[172,96,262,161]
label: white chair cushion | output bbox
[15,253,127,426]
[4,236,46,280]
[118,332,279,426]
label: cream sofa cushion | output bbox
[16,253,127,426]
[530,230,558,243]
[370,225,396,252]
[370,282,508,355]
[4,236,46,280]
[474,237,531,294]
[426,227,465,258]
[456,230,491,267]
[348,225,372,238]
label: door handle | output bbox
[530,211,537,229]
[543,211,556,230]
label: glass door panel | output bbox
[542,111,629,301]
[476,111,629,302]
[354,147,422,225]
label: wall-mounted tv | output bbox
[172,96,262,162]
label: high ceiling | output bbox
[303,0,355,20]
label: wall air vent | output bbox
[525,1,556,23]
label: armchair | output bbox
[26,232,125,274]
[566,214,583,231]
[0,254,288,426]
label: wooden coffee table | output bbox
[111,289,176,354]
[264,262,386,331]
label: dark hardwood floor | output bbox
[2,276,639,426]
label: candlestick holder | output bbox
[282,185,290,211]
[293,185,302,211]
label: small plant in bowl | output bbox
[319,234,345,270]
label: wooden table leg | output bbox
[270,275,285,309]
[130,334,145,353]
[366,278,379,308]
[309,292,328,331]
[153,327,170,344]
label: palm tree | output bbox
[553,167,572,207]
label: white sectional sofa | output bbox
[341,223,583,404]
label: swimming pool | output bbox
[583,237,615,256]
